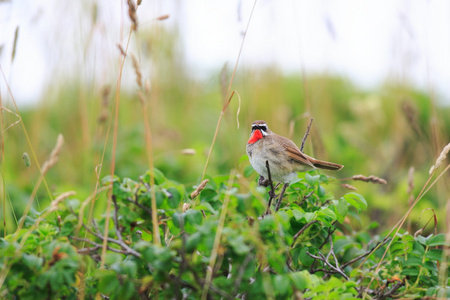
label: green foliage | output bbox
[1,169,449,299]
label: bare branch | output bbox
[300,118,313,152]
[341,237,391,269]
[307,251,349,280]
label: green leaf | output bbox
[167,187,181,208]
[228,235,251,255]
[315,207,337,224]
[273,274,290,296]
[403,256,422,267]
[425,249,443,261]
[292,209,305,221]
[427,233,446,247]
[96,269,120,294]
[121,260,137,277]
[172,212,185,228]
[317,185,326,197]
[299,247,315,266]
[22,254,43,270]
[155,190,166,207]
[244,165,255,177]
[186,232,201,253]
[332,198,348,224]
[342,193,367,211]
[401,267,420,276]
[390,241,406,257]
[60,221,74,236]
[185,209,203,226]
[423,260,437,272]
[305,173,320,186]
[199,189,218,202]
[290,271,309,290]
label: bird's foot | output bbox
[258,175,271,187]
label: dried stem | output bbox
[201,171,235,300]
[300,118,313,152]
[200,0,257,181]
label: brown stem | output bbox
[300,118,313,152]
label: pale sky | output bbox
[1,0,450,105]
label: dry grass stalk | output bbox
[117,44,126,57]
[350,175,387,185]
[182,203,191,212]
[438,199,450,289]
[402,100,422,137]
[42,134,64,174]
[201,173,235,300]
[429,142,450,175]
[127,0,138,31]
[156,14,169,21]
[200,0,257,182]
[181,148,196,155]
[11,26,19,63]
[341,183,357,191]
[407,167,415,232]
[137,91,146,105]
[130,53,142,89]
[50,191,76,212]
[191,179,210,199]
[98,86,110,124]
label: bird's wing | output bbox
[277,135,316,168]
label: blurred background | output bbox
[0,0,449,233]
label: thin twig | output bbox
[233,251,254,295]
[112,195,123,242]
[71,236,131,256]
[264,160,277,215]
[291,220,319,246]
[300,118,313,152]
[275,183,289,212]
[307,251,349,280]
[341,237,391,269]
[69,208,141,258]
[126,196,152,218]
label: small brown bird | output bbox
[246,120,343,183]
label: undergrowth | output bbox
[0,168,448,299]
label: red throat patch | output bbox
[248,129,263,144]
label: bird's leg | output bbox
[275,183,289,212]
[258,175,271,187]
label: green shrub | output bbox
[1,169,448,299]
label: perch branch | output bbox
[300,118,313,152]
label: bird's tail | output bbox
[310,158,344,171]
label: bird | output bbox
[246,120,343,212]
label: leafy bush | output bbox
[1,169,448,299]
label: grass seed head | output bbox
[22,152,31,168]
[130,53,142,89]
[191,179,209,199]
[127,0,138,31]
[341,183,357,191]
[351,175,387,185]
[429,143,450,175]
[42,134,64,174]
